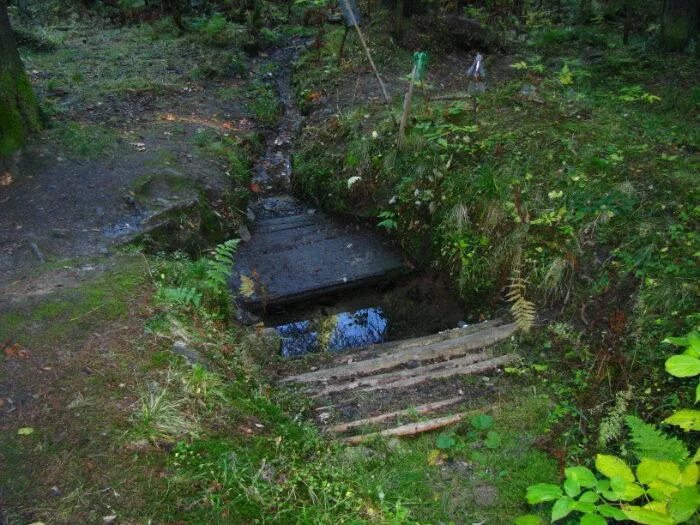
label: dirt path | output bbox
[0,25,257,284]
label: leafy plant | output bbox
[626,415,689,464]
[521,327,700,524]
[664,331,700,432]
[378,210,398,231]
[201,239,240,315]
[617,85,661,104]
[155,286,203,308]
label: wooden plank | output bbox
[353,354,518,394]
[340,408,498,445]
[311,354,519,398]
[282,322,517,384]
[233,216,405,308]
[310,350,493,396]
[326,396,465,434]
[322,318,505,367]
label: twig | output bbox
[70,304,104,322]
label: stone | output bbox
[342,445,379,463]
[171,341,202,365]
[235,307,261,325]
[238,224,252,243]
[386,437,404,452]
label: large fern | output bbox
[507,269,536,332]
[625,415,689,463]
[156,286,202,308]
[201,239,240,316]
[204,239,240,292]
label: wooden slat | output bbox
[312,353,518,398]
[326,396,465,434]
[283,322,517,384]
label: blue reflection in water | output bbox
[277,307,388,358]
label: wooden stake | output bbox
[341,0,390,105]
[341,408,498,445]
[327,396,465,434]
[397,64,417,148]
[337,26,350,66]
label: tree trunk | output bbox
[0,0,41,161]
[660,0,699,51]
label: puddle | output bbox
[102,213,143,238]
[267,273,473,358]
[276,307,388,357]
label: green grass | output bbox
[48,121,118,157]
[136,382,555,524]
[293,25,699,351]
[0,255,146,347]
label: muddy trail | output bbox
[236,41,516,443]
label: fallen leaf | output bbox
[427,449,446,466]
[0,172,13,186]
[18,427,35,435]
[249,182,261,193]
[4,343,29,359]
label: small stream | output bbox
[245,41,469,357]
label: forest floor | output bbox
[1,5,698,525]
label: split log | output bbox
[310,350,492,397]
[322,318,505,368]
[342,409,496,445]
[327,396,465,434]
[283,322,517,384]
[356,354,517,394]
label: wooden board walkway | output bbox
[279,319,519,444]
[232,198,405,309]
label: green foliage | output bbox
[155,286,202,308]
[245,79,282,127]
[626,416,689,464]
[378,210,398,230]
[153,239,240,319]
[522,326,700,523]
[663,330,700,432]
[50,121,117,158]
[191,13,244,48]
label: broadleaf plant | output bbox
[520,327,700,523]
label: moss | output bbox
[0,256,146,347]
[49,121,118,158]
[660,16,694,51]
[0,66,41,157]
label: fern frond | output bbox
[598,388,632,447]
[239,275,256,298]
[508,269,536,332]
[204,239,240,293]
[626,415,689,463]
[157,286,202,308]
